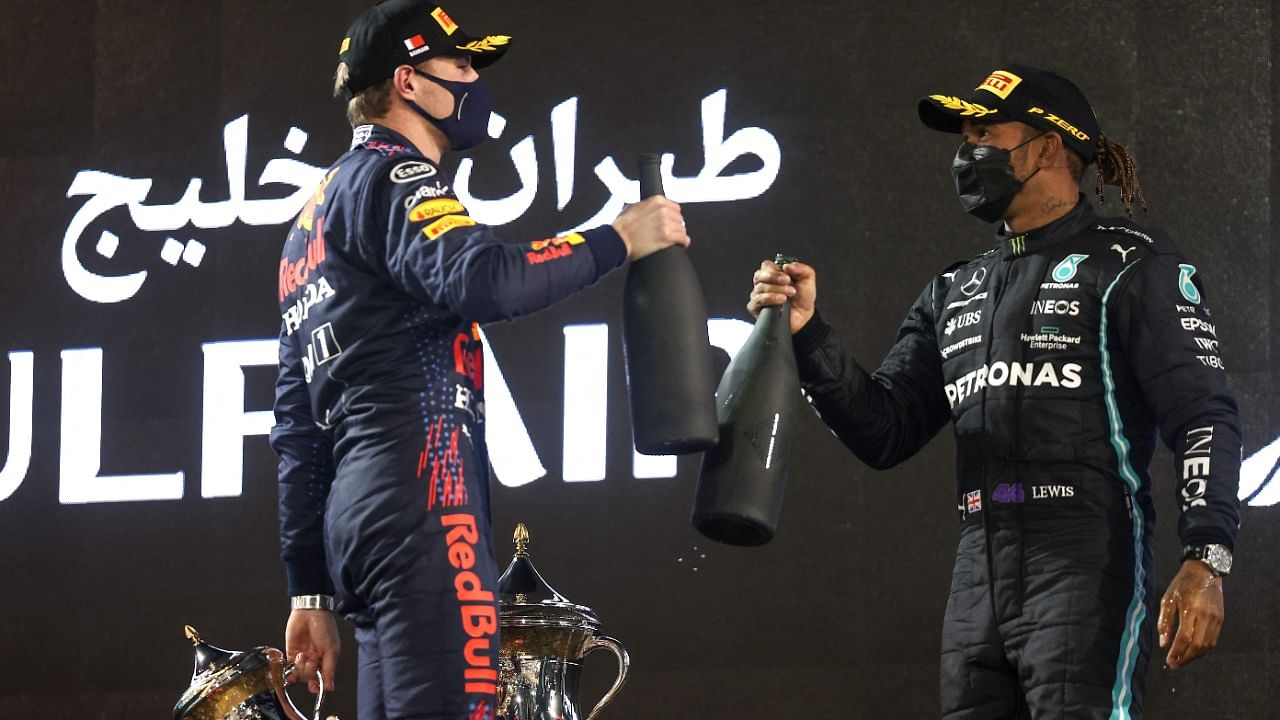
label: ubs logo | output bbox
[944,310,981,336]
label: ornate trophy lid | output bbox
[173,626,280,720]
[185,625,238,680]
[498,523,600,629]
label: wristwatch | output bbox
[1182,544,1232,577]
[290,594,335,611]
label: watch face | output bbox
[1207,545,1233,574]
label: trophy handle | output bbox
[280,662,328,720]
[582,635,630,720]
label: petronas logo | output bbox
[1051,254,1089,282]
[1178,264,1202,304]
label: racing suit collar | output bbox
[995,193,1096,260]
[350,123,421,155]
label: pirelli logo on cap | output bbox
[339,37,351,54]
[977,70,1023,100]
[423,214,477,240]
[409,198,466,223]
[431,7,458,35]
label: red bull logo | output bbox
[278,226,326,302]
[525,233,585,265]
[440,513,498,697]
[453,324,484,389]
[295,167,340,232]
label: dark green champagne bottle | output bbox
[692,254,801,545]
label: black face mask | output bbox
[951,133,1044,223]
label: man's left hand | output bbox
[1157,559,1224,669]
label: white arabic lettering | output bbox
[62,88,782,304]
[62,115,326,303]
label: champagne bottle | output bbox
[622,154,719,455]
[692,254,801,545]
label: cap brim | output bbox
[917,94,1004,133]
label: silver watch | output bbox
[290,594,335,611]
[1182,544,1232,576]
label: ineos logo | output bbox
[961,267,987,297]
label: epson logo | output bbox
[944,361,1083,408]
[1030,299,1080,316]
[1181,317,1217,335]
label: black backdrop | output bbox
[0,1,1276,718]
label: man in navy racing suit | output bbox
[271,3,691,719]
[748,65,1240,719]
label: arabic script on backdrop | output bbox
[61,88,780,304]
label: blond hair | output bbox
[334,62,394,127]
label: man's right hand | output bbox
[285,609,340,694]
[748,259,817,334]
[611,196,691,261]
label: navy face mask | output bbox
[407,68,493,151]
[951,132,1044,223]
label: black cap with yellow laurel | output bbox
[918,64,1101,163]
[337,0,511,100]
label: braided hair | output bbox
[1094,135,1146,215]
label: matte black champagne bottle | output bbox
[622,154,718,455]
[692,255,801,545]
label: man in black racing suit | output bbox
[749,64,1240,720]
[271,3,690,719]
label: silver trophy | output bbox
[497,524,630,720]
[173,625,334,720]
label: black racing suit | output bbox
[791,198,1240,720]
[270,124,627,720]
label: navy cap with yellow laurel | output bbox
[337,0,511,100]
[918,64,1101,163]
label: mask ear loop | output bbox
[1013,132,1049,185]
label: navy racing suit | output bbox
[791,198,1240,720]
[270,124,628,720]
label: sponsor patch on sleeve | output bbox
[390,160,438,183]
[409,198,467,223]
[422,214,477,240]
[402,182,455,209]
[524,233,586,264]
[965,490,983,514]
